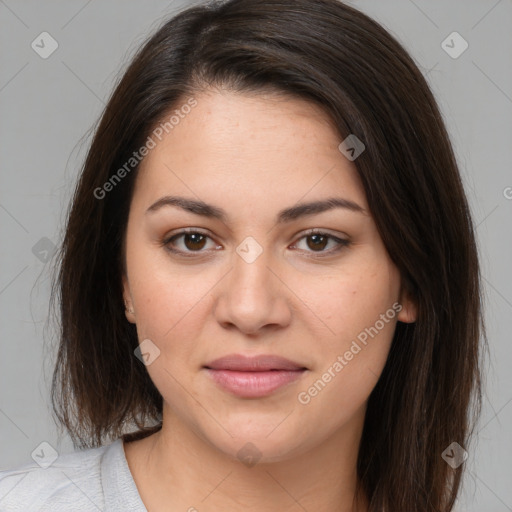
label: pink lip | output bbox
[203,354,307,398]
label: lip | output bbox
[205,354,306,372]
[203,354,308,398]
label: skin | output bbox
[122,88,417,512]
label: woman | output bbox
[0,0,484,510]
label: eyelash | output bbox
[162,228,350,258]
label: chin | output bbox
[197,417,313,465]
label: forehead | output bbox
[132,89,368,214]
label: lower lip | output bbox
[204,369,306,398]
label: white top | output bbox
[0,439,147,511]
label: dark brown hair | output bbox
[50,1,485,510]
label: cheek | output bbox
[126,247,227,381]
[126,234,207,332]
[292,258,400,428]
[131,269,214,347]
[128,265,215,407]
[293,255,400,345]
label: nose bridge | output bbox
[231,234,276,305]
[214,234,290,333]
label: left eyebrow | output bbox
[145,195,367,223]
[277,197,366,222]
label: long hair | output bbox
[50,1,485,510]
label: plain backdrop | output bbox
[1,1,511,510]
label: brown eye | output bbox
[306,234,329,251]
[163,230,219,256]
[292,230,350,256]
[182,233,207,251]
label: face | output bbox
[122,89,416,463]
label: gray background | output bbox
[1,1,511,510]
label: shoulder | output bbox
[0,440,117,511]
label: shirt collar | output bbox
[101,438,148,511]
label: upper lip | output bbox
[204,354,307,371]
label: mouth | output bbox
[203,354,308,398]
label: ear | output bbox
[397,282,417,324]
[122,274,136,324]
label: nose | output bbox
[213,241,292,335]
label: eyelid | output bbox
[290,228,350,256]
[297,227,348,239]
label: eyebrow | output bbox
[146,195,366,223]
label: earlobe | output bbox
[124,301,136,323]
[397,285,418,324]
[122,274,136,323]
[397,301,417,323]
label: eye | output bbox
[290,229,350,256]
[163,229,221,256]
[162,228,350,258]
